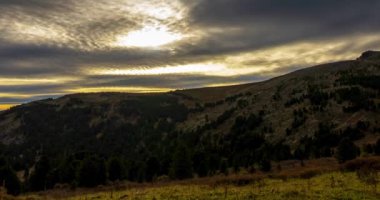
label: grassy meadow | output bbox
[2,157,379,200]
[6,172,378,200]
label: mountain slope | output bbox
[0,51,379,183]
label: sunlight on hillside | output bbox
[65,86,172,93]
[0,104,17,110]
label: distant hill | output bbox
[0,51,379,191]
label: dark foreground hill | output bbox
[0,51,379,194]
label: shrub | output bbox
[259,160,271,172]
[299,170,321,179]
[341,157,380,171]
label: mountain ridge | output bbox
[1,51,379,145]
[0,51,379,188]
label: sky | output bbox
[1,0,380,110]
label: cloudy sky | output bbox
[1,0,380,110]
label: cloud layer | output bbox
[1,0,380,109]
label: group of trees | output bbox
[2,134,380,195]
[293,122,367,160]
[1,72,379,196]
[0,157,21,195]
[0,144,195,195]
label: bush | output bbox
[299,170,321,179]
[341,157,380,171]
[259,160,271,172]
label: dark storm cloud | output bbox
[181,0,380,55]
[0,0,66,8]
[189,0,380,29]
[0,42,77,59]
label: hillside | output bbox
[0,51,379,194]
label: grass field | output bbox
[2,172,376,200]
[2,157,379,200]
[5,172,380,200]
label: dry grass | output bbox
[341,156,380,171]
[12,158,354,199]
[18,171,380,200]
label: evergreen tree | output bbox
[0,156,6,166]
[208,154,221,175]
[259,159,272,172]
[273,142,292,161]
[78,155,106,187]
[0,162,21,195]
[136,162,146,183]
[170,144,193,180]
[336,138,359,163]
[374,138,380,155]
[193,151,209,177]
[108,157,125,182]
[29,156,50,191]
[220,158,229,176]
[58,156,80,185]
[146,156,160,182]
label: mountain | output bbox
[0,51,379,189]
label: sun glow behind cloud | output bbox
[1,0,380,110]
[92,33,380,78]
[114,25,182,48]
[65,86,171,94]
[127,1,185,20]
[113,1,187,48]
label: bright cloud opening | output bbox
[91,63,227,76]
[114,25,182,48]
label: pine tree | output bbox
[108,157,125,182]
[0,163,21,195]
[170,144,193,180]
[29,156,50,191]
[78,155,106,187]
[146,156,160,182]
[374,138,380,155]
[58,156,80,185]
[193,151,209,177]
[220,158,229,176]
